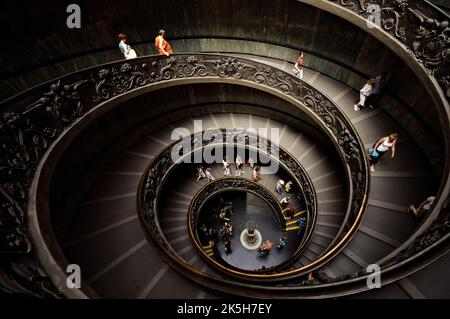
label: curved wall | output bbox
[0,0,444,173]
[48,82,340,240]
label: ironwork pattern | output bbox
[140,130,317,258]
[187,177,289,273]
[329,0,450,99]
[1,54,368,294]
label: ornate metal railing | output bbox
[383,195,450,266]
[0,50,447,297]
[1,53,368,295]
[0,0,446,297]
[315,0,450,278]
[324,0,450,101]
[137,112,368,282]
[187,177,295,274]
[139,130,323,279]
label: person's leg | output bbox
[299,68,303,79]
[370,150,386,172]
[360,95,367,109]
[354,94,365,111]
[369,94,379,109]
[365,94,373,109]
[369,149,378,172]
[371,93,381,107]
[408,205,419,215]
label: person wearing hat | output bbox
[154,29,173,56]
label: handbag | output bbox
[125,49,137,59]
[368,147,379,158]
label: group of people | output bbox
[354,72,388,111]
[118,33,435,231]
[120,32,392,121]
[276,179,293,194]
[258,240,273,257]
[223,155,253,177]
[200,200,235,255]
[276,179,296,218]
[218,201,233,221]
[118,29,173,60]
[356,73,439,221]
[196,166,215,182]
[218,200,235,254]
[365,129,436,220]
[257,234,288,256]
[196,155,255,181]
[254,238,290,259]
[219,222,233,237]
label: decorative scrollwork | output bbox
[214,57,248,79]
[329,0,450,98]
[93,62,150,102]
[387,196,450,264]
[0,256,63,298]
[252,66,295,95]
[408,8,450,74]
[1,54,368,294]
[189,178,284,228]
[188,177,294,275]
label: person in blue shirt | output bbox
[118,33,137,59]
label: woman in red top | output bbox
[154,29,173,56]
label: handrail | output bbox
[315,0,450,273]
[127,58,373,281]
[2,53,369,294]
[139,131,320,279]
[188,177,294,275]
[321,0,450,102]
[0,2,447,299]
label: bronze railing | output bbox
[187,177,291,274]
[0,51,447,297]
[139,131,321,279]
[1,53,370,294]
[0,53,368,294]
[324,0,450,101]
[0,1,448,298]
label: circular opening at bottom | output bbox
[197,190,303,272]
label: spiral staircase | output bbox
[0,0,449,299]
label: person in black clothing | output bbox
[224,237,232,254]
[366,72,389,108]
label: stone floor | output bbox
[200,191,302,271]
